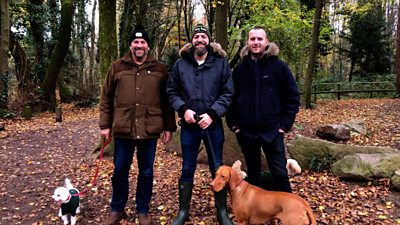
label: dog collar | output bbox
[65,194,71,202]
[235,179,244,189]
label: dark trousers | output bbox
[179,123,225,182]
[236,133,292,192]
[110,137,157,213]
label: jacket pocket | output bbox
[113,107,132,136]
[145,106,163,134]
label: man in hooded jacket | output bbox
[226,26,300,193]
[167,24,234,225]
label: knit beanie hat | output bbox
[128,25,150,46]
[191,24,210,42]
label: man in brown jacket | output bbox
[99,25,177,225]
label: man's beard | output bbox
[194,45,208,56]
[132,47,147,59]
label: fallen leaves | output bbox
[0,99,399,224]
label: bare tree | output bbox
[215,0,229,49]
[396,1,400,96]
[303,0,324,109]
[42,0,74,110]
[88,0,97,88]
[99,0,117,81]
[0,0,10,109]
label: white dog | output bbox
[52,178,81,225]
[286,158,301,176]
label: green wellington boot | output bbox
[171,181,193,225]
[214,189,234,225]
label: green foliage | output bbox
[347,1,391,76]
[308,153,336,172]
[0,109,16,119]
[229,0,322,77]
[161,47,180,72]
[0,71,9,104]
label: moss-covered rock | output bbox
[391,170,400,191]
[331,153,400,180]
[287,136,398,170]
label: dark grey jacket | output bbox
[167,43,234,123]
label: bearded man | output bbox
[99,25,177,225]
[166,24,234,225]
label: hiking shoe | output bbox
[138,213,152,225]
[104,211,127,225]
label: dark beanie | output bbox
[191,24,210,42]
[128,25,150,46]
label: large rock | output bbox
[343,119,367,135]
[316,124,351,141]
[331,153,400,180]
[287,136,399,169]
[392,170,400,191]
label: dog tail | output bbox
[65,178,73,189]
[286,159,301,176]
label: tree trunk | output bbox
[88,0,97,88]
[215,0,228,50]
[28,0,45,83]
[118,0,134,57]
[42,0,74,111]
[396,2,400,96]
[9,33,31,104]
[99,0,117,81]
[0,0,10,109]
[303,0,323,109]
[176,0,182,49]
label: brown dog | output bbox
[210,161,316,225]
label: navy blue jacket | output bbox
[167,43,234,123]
[226,43,300,142]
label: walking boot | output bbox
[171,181,194,225]
[138,213,152,225]
[104,211,127,225]
[214,189,234,225]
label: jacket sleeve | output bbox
[279,64,300,132]
[166,61,188,118]
[225,65,240,131]
[208,59,234,121]
[161,66,177,132]
[99,63,116,129]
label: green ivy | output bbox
[0,71,9,104]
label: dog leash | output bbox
[193,114,218,170]
[73,138,112,197]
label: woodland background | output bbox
[0,0,400,113]
[1,0,400,224]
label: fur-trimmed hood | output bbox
[239,42,279,59]
[179,42,228,59]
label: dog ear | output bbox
[239,170,247,179]
[232,160,242,170]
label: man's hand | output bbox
[184,109,197,124]
[198,113,213,129]
[162,131,172,144]
[101,128,111,140]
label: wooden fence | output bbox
[302,81,396,102]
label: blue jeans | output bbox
[236,133,292,192]
[110,138,157,213]
[179,123,225,182]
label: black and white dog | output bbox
[52,178,80,225]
